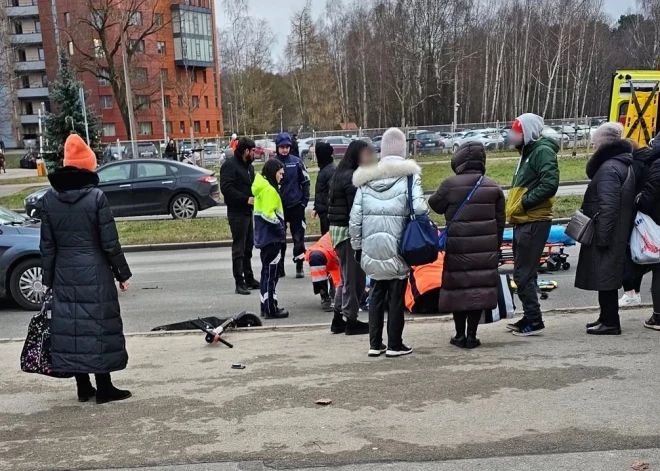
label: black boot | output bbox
[345,318,369,336]
[296,261,304,279]
[75,374,96,403]
[331,309,346,334]
[95,373,131,405]
[246,279,261,290]
[451,313,467,348]
[235,283,250,295]
[465,312,481,349]
[278,263,286,278]
[264,308,289,319]
[320,293,333,312]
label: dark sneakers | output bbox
[587,324,621,335]
[644,314,660,331]
[246,279,261,290]
[235,284,250,295]
[386,344,413,357]
[368,344,387,357]
[506,318,526,333]
[345,319,370,336]
[465,335,481,349]
[296,262,304,279]
[331,310,346,334]
[321,295,333,312]
[512,320,545,337]
[450,335,467,348]
[263,308,289,319]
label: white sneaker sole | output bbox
[512,328,545,337]
[644,323,660,331]
[620,300,642,307]
[386,348,413,357]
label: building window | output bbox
[203,96,208,108]
[38,48,45,60]
[177,95,183,107]
[166,121,173,134]
[157,41,166,55]
[163,95,171,108]
[102,123,116,137]
[214,96,218,108]
[100,96,113,109]
[190,69,198,83]
[98,68,110,86]
[135,67,148,82]
[192,96,199,108]
[93,38,105,58]
[130,39,145,53]
[155,13,164,27]
[128,11,142,26]
[34,21,41,33]
[193,121,201,133]
[41,75,48,87]
[67,41,74,56]
[216,120,220,131]
[180,121,185,133]
[92,10,105,28]
[205,120,210,133]
[202,71,207,84]
[138,122,153,135]
[135,95,151,109]
[64,13,71,27]
[160,68,168,83]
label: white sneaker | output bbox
[619,293,641,307]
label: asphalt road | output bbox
[0,243,652,339]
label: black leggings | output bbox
[453,310,482,337]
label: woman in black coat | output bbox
[575,123,635,335]
[40,134,132,404]
[312,142,335,234]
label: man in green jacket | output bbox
[505,113,560,337]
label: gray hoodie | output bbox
[516,113,545,145]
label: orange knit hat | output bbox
[63,134,97,172]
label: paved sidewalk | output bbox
[1,310,659,470]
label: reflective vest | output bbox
[304,233,341,288]
[405,252,444,312]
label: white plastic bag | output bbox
[630,212,660,265]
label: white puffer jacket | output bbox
[349,156,428,280]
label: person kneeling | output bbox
[253,159,289,319]
[304,233,340,311]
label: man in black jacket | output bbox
[221,138,259,295]
[312,142,335,234]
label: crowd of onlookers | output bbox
[29,112,660,403]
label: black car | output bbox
[19,150,39,169]
[408,131,443,154]
[102,143,159,164]
[25,160,219,220]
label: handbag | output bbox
[438,176,484,251]
[20,296,72,379]
[400,175,440,266]
[481,274,516,324]
[565,209,597,246]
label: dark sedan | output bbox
[0,206,42,310]
[25,160,220,220]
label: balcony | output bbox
[7,5,39,17]
[17,87,49,99]
[20,114,40,125]
[9,32,43,45]
[14,61,45,71]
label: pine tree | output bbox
[43,50,101,166]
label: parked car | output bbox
[201,143,226,166]
[19,150,39,169]
[0,206,42,310]
[255,139,277,156]
[102,143,160,163]
[443,132,467,150]
[372,135,383,153]
[24,160,220,220]
[299,138,324,160]
[408,131,443,154]
[542,126,571,145]
[318,136,353,158]
[450,131,495,152]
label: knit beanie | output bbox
[63,134,97,172]
[380,127,407,158]
[315,142,334,166]
[592,122,623,149]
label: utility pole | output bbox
[120,15,138,160]
[50,0,60,55]
[227,102,233,135]
[453,64,459,133]
[160,72,167,145]
[278,107,283,132]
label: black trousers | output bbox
[513,221,551,323]
[228,214,255,285]
[75,373,113,393]
[280,204,307,269]
[319,214,330,235]
[598,290,620,328]
[453,310,482,337]
[368,279,407,350]
[260,243,281,315]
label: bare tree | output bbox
[171,67,210,147]
[0,2,19,145]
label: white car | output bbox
[451,131,495,152]
[542,126,571,145]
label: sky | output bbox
[214,0,637,60]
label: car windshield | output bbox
[418,133,435,139]
[0,206,28,225]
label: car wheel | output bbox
[170,194,199,220]
[9,258,44,311]
[453,144,459,153]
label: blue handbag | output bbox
[438,175,484,251]
[400,175,440,266]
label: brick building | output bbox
[30,0,223,145]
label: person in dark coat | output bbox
[634,140,660,331]
[327,140,374,336]
[429,142,506,349]
[575,123,635,335]
[312,142,335,235]
[39,134,132,404]
[619,141,660,306]
[164,139,177,160]
[220,138,259,295]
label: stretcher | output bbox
[500,225,576,272]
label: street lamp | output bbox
[278,107,283,132]
[227,102,233,135]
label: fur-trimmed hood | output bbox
[352,156,421,191]
[586,139,633,179]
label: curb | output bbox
[123,218,573,252]
[0,304,650,344]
